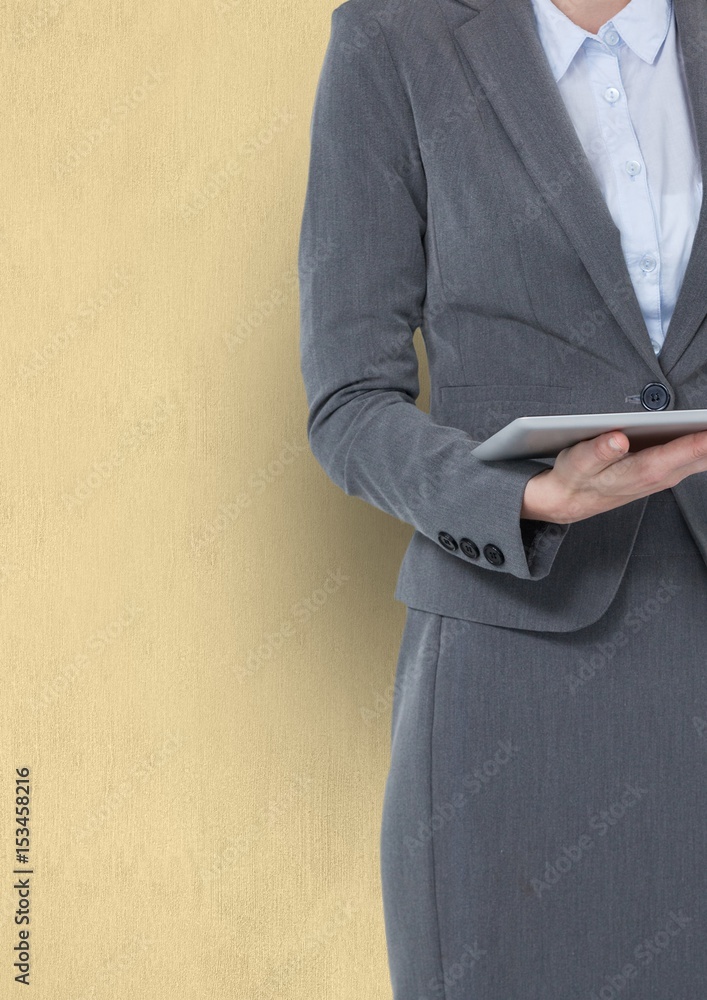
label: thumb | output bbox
[557,429,630,483]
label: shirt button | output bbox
[604,86,621,103]
[625,160,642,176]
[651,339,661,353]
[640,254,657,272]
[604,28,620,45]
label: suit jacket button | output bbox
[640,382,670,410]
[438,531,458,552]
[460,537,480,559]
[483,543,505,566]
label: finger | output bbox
[618,427,707,487]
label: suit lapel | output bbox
[451,0,680,378]
[656,0,707,375]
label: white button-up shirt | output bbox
[529,0,703,354]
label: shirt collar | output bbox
[528,0,673,82]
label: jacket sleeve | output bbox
[298,1,570,580]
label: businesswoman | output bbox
[299,0,707,993]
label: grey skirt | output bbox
[380,488,707,999]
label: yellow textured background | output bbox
[1,1,430,995]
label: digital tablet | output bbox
[471,408,707,461]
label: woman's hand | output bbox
[520,427,707,524]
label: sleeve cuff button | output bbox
[437,531,458,552]
[483,543,505,566]
[459,537,480,559]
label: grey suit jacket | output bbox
[298,0,707,632]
